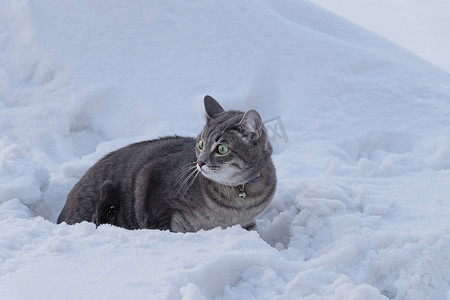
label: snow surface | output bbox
[1,0,450,299]
[308,0,450,74]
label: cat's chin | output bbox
[199,169,241,187]
[205,177,240,187]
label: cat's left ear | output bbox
[238,110,263,140]
[204,95,225,120]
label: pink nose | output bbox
[197,161,206,168]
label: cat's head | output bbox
[195,95,272,186]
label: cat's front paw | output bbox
[243,221,257,231]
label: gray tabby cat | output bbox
[57,96,276,232]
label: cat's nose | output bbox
[197,160,206,168]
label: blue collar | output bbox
[245,175,260,185]
[238,174,260,199]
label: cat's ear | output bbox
[238,109,263,140]
[204,95,225,120]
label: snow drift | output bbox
[1,0,449,299]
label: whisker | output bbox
[173,162,197,187]
[179,162,197,173]
[176,162,196,176]
[183,170,199,195]
[174,166,196,184]
[173,169,196,192]
[175,168,197,195]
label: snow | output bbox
[308,0,450,74]
[1,0,449,299]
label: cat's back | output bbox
[76,136,196,187]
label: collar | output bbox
[245,175,260,185]
[238,173,260,199]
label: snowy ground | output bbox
[1,0,450,299]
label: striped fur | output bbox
[57,96,276,232]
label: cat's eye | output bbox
[198,139,204,150]
[217,144,229,155]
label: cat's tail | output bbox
[92,180,120,227]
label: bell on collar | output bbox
[239,184,246,199]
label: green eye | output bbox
[198,139,204,150]
[217,144,229,155]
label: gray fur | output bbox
[57,96,276,232]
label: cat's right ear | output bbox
[204,95,225,120]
